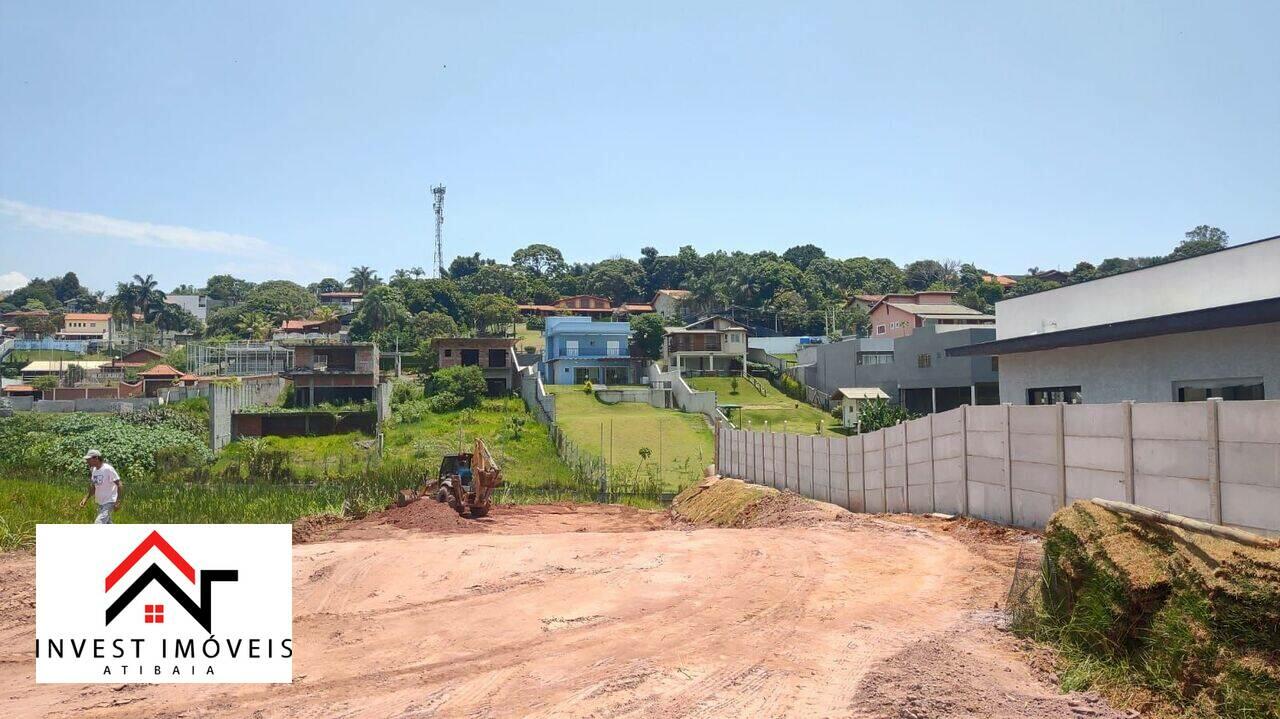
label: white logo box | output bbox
[36,524,293,683]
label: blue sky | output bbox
[2,1,1278,293]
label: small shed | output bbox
[831,387,890,430]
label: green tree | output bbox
[446,252,491,280]
[244,280,318,321]
[467,294,517,336]
[629,313,667,359]
[310,277,345,294]
[426,365,486,408]
[235,311,273,340]
[856,399,914,433]
[1170,225,1229,260]
[347,266,381,292]
[413,311,459,339]
[586,258,645,303]
[782,244,826,271]
[511,244,566,278]
[349,285,410,338]
[203,274,254,303]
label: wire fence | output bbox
[1005,543,1050,633]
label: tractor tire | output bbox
[469,505,490,518]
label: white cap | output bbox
[83,449,102,460]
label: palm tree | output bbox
[130,274,163,321]
[309,306,340,323]
[409,266,426,278]
[357,289,398,332]
[236,312,272,341]
[347,266,379,293]
[110,283,138,325]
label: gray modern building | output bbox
[798,324,1000,414]
[949,235,1280,404]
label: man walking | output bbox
[78,449,123,524]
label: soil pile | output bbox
[353,496,487,534]
[1030,500,1280,717]
[671,477,848,528]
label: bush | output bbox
[425,365,486,408]
[525,315,546,331]
[391,380,421,405]
[856,399,913,433]
[426,391,462,413]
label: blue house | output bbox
[541,316,644,385]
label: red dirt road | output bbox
[0,504,1121,718]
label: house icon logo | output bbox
[36,524,293,684]
[103,530,239,633]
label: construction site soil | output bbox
[1,491,1126,718]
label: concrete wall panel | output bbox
[1133,438,1209,480]
[1011,432,1057,464]
[1134,474,1211,521]
[1065,467,1127,504]
[1012,460,1060,496]
[1013,489,1057,528]
[1064,404,1125,437]
[1218,400,1280,443]
[967,431,1006,460]
[1221,482,1280,533]
[966,455,1005,487]
[1064,435,1125,472]
[1221,442,1280,489]
[1011,405,1058,434]
[967,405,1006,432]
[1132,402,1210,441]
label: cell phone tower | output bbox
[431,184,447,277]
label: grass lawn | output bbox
[774,352,798,363]
[513,323,543,353]
[210,396,575,489]
[547,385,712,491]
[686,376,836,435]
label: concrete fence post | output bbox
[928,412,937,513]
[713,421,720,475]
[960,405,969,517]
[845,434,853,512]
[881,427,888,511]
[1122,400,1135,503]
[902,422,910,512]
[1056,402,1067,511]
[859,432,867,513]
[1004,403,1014,524]
[1207,398,1222,524]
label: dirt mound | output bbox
[292,513,346,543]
[352,496,488,535]
[1025,500,1280,717]
[671,477,849,528]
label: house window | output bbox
[1174,379,1264,402]
[443,349,452,357]
[606,340,621,357]
[876,325,886,335]
[460,349,479,366]
[857,352,892,366]
[917,353,931,368]
[991,356,999,372]
[488,349,507,367]
[1027,386,1082,405]
[565,340,579,357]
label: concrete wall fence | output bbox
[716,398,1280,536]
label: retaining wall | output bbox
[717,399,1280,535]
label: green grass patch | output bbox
[687,376,835,435]
[1013,501,1280,718]
[514,323,543,353]
[547,385,711,491]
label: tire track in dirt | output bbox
[0,505,1122,718]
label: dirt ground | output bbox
[0,501,1127,718]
